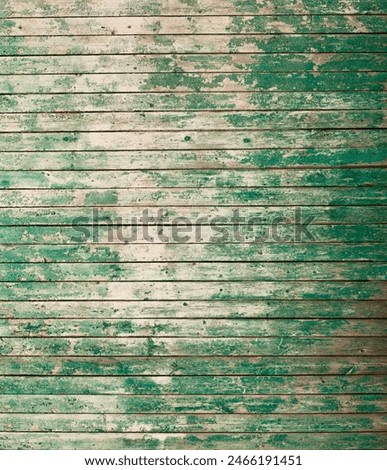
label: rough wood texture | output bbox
[0,0,386,451]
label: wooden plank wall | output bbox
[0,0,386,450]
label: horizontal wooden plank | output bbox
[2,262,385,282]
[2,244,386,263]
[0,337,386,357]
[0,281,385,301]
[0,225,385,245]
[1,300,385,319]
[2,16,387,36]
[2,73,386,93]
[1,431,385,450]
[2,319,386,338]
[2,111,385,132]
[0,394,385,413]
[4,54,387,75]
[0,149,386,170]
[0,413,385,432]
[2,169,386,189]
[0,207,387,226]
[2,34,387,55]
[1,431,386,450]
[0,357,385,376]
[1,130,386,152]
[2,0,385,17]
[1,375,385,393]
[1,92,386,114]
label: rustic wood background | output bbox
[0,0,386,450]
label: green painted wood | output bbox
[0,432,385,450]
[1,262,385,282]
[1,376,386,393]
[2,130,386,152]
[0,413,386,432]
[1,300,386,319]
[2,110,386,132]
[0,357,385,376]
[2,0,386,17]
[3,55,387,75]
[0,281,385,301]
[0,207,387,226]
[1,16,386,35]
[1,319,385,337]
[2,169,386,189]
[2,73,387,93]
[0,431,385,450]
[0,394,385,413]
[1,0,386,452]
[0,149,386,170]
[1,34,387,54]
[1,244,385,263]
[0,222,387,244]
[0,337,386,356]
[1,130,386,152]
[1,93,385,113]
[1,225,385,244]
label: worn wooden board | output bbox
[4,55,387,75]
[2,110,386,131]
[1,300,386,319]
[1,318,386,337]
[0,432,385,450]
[1,16,387,35]
[2,34,387,54]
[0,0,386,452]
[1,357,386,376]
[1,376,386,393]
[1,169,386,189]
[1,243,386,263]
[1,130,386,152]
[1,413,386,432]
[1,93,386,114]
[1,1,386,17]
[0,149,386,170]
[2,73,387,93]
[1,262,386,281]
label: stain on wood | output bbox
[0,0,386,450]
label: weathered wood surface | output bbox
[2,110,386,131]
[0,280,386,301]
[0,0,386,452]
[1,169,386,188]
[3,207,387,223]
[1,357,386,376]
[1,300,386,319]
[1,262,386,281]
[1,318,386,337]
[0,149,385,170]
[1,413,386,432]
[2,34,387,54]
[2,73,387,93]
[1,244,387,263]
[0,394,386,413]
[0,432,385,450]
[1,93,386,113]
[4,56,387,74]
[1,131,386,153]
[0,225,386,244]
[1,17,387,35]
[1,376,386,393]
[1,1,386,16]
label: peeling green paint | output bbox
[1,0,386,451]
